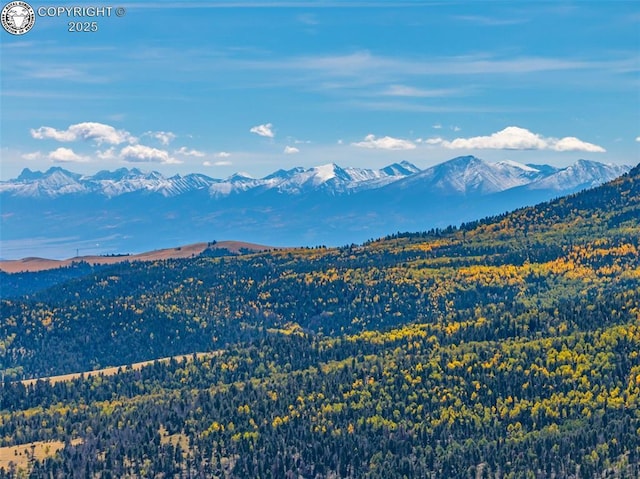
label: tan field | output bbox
[20,351,220,387]
[0,240,275,273]
[0,439,83,472]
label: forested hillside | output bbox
[0,164,638,478]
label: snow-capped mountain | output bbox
[207,162,423,197]
[0,157,632,259]
[380,161,422,177]
[2,158,626,200]
[94,169,215,197]
[383,156,631,198]
[8,167,88,197]
[386,156,550,196]
[209,163,356,197]
[3,167,216,198]
[1,161,421,199]
[526,159,629,191]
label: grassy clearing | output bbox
[159,425,190,451]
[20,351,219,387]
[0,439,82,472]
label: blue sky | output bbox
[1,1,639,180]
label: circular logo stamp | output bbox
[1,1,35,35]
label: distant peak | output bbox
[147,171,164,179]
[433,156,485,171]
[399,160,420,170]
[572,159,607,168]
[39,167,82,180]
[526,163,559,176]
[263,167,305,180]
[17,168,40,181]
[573,159,594,166]
[314,162,340,170]
[312,163,340,181]
[45,166,73,175]
[227,172,254,181]
[494,159,539,172]
[92,167,141,180]
[447,155,483,165]
[381,161,420,176]
[565,159,618,173]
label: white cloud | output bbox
[250,123,275,138]
[425,137,444,145]
[31,126,76,142]
[284,146,299,154]
[48,147,89,163]
[204,160,232,166]
[97,147,117,160]
[383,85,453,98]
[452,126,461,132]
[636,136,640,142]
[120,145,181,164]
[21,151,43,160]
[175,146,205,157]
[552,136,605,153]
[432,124,442,129]
[31,122,136,145]
[352,134,416,150]
[215,151,231,158]
[147,131,176,145]
[438,126,605,152]
[444,127,547,150]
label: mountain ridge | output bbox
[3,157,629,199]
[0,240,275,273]
[0,157,632,259]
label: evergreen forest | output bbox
[0,164,639,478]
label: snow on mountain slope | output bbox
[1,158,632,259]
[0,167,217,198]
[208,162,420,196]
[381,161,421,176]
[209,172,260,197]
[387,156,537,195]
[0,159,630,199]
[276,163,352,193]
[1,167,88,197]
[527,159,631,191]
[385,156,627,197]
[94,169,215,197]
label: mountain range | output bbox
[0,156,630,259]
[1,160,422,199]
[1,157,628,199]
[0,163,638,477]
